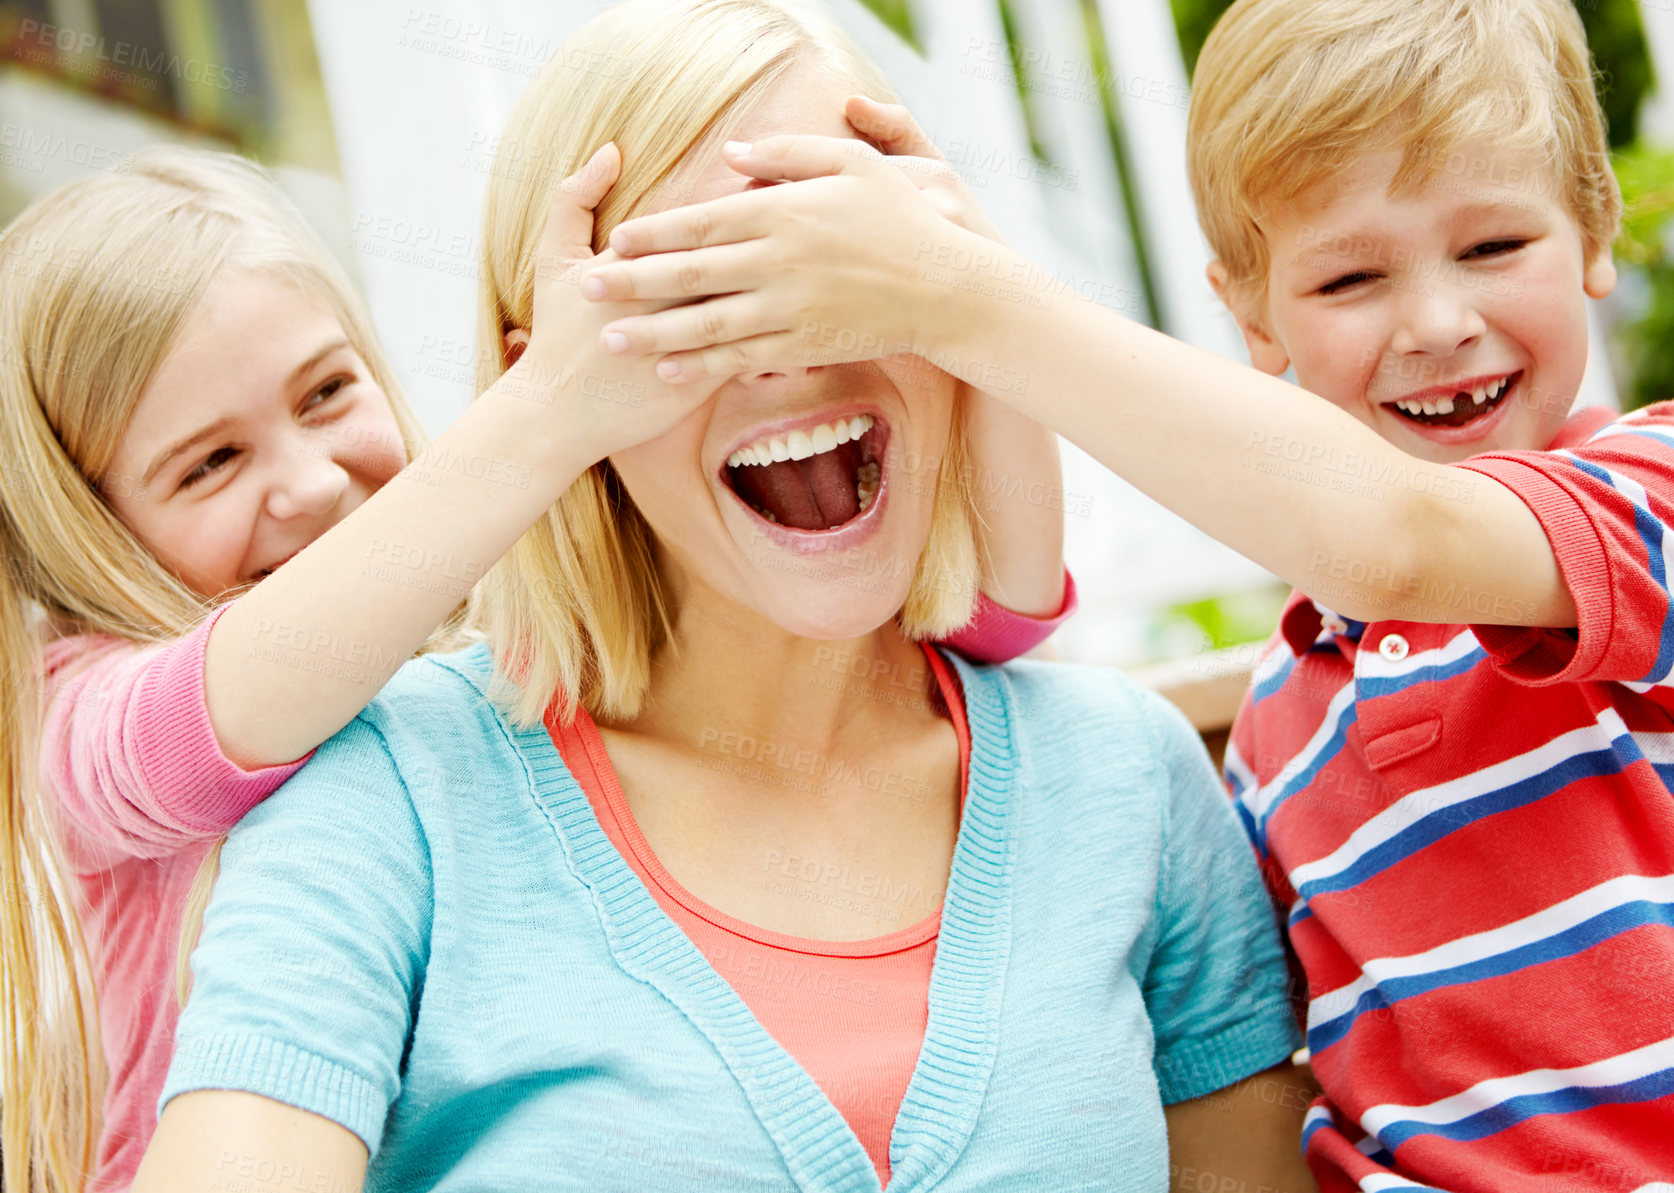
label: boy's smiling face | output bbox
[1217,140,1616,464]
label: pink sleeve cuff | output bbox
[1453,455,1610,685]
[132,603,314,834]
[939,568,1078,664]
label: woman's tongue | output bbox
[734,452,860,530]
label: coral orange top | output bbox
[546,646,970,1186]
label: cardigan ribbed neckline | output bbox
[550,640,971,959]
[437,644,1020,1193]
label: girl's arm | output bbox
[134,1092,366,1193]
[584,132,1572,630]
[202,145,715,771]
[45,147,716,854]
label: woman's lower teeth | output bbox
[856,461,880,511]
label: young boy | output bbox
[574,1,1672,1186]
[1190,3,1671,1190]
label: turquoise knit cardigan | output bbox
[163,644,1299,1191]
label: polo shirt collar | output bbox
[1552,404,1617,448]
[1280,590,1368,657]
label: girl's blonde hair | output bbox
[1187,0,1623,308]
[0,146,436,1192]
[476,0,979,728]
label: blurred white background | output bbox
[1,0,1668,673]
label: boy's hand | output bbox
[842,96,1008,247]
[499,143,723,471]
[577,103,1013,384]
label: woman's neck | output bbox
[605,579,942,756]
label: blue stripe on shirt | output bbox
[1307,899,1674,1054]
[1294,745,1631,903]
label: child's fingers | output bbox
[844,96,942,161]
[599,293,782,358]
[608,187,776,256]
[654,331,811,384]
[581,241,762,304]
[535,143,621,270]
[719,133,888,185]
[560,142,622,208]
[874,154,964,194]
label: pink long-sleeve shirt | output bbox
[39,605,310,1192]
[38,575,1074,1192]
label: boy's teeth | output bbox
[1392,376,1513,421]
[728,414,874,470]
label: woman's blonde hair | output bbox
[1187,0,1623,307]
[0,146,437,1192]
[475,0,979,728]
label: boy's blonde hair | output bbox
[0,147,437,1192]
[475,0,979,729]
[1187,0,1623,306]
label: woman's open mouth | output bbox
[723,412,888,533]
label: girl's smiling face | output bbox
[100,270,407,599]
[606,63,960,638]
[1221,140,1616,464]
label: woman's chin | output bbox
[740,574,915,643]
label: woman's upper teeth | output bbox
[1393,376,1510,416]
[728,414,873,469]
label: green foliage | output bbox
[852,0,921,53]
[1614,145,1674,410]
[1613,144,1674,267]
[1170,0,1232,79]
[1576,0,1653,148]
[1163,585,1290,651]
[1621,258,1674,412]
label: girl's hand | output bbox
[501,143,724,465]
[578,103,1014,384]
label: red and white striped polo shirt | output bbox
[1225,403,1674,1192]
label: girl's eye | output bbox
[1318,271,1378,296]
[304,376,350,410]
[1462,239,1527,260]
[180,447,237,489]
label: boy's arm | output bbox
[843,100,1068,640]
[587,135,1573,632]
[204,146,716,770]
[944,260,1573,631]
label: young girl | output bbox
[0,145,1069,1191]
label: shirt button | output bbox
[1378,633,1410,662]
